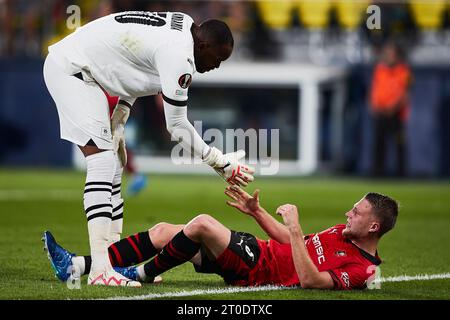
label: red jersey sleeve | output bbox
[327,263,371,290]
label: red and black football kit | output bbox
[195,224,381,290]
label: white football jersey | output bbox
[48,12,196,106]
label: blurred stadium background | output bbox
[1,0,450,176]
[1,0,450,300]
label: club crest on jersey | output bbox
[335,250,347,257]
[178,73,192,89]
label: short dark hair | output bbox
[199,19,234,47]
[364,192,399,238]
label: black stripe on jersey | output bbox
[118,100,132,108]
[85,203,113,214]
[87,212,112,221]
[112,189,121,196]
[162,94,188,107]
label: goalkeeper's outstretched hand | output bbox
[203,147,255,187]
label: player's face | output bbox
[194,43,232,73]
[343,198,378,239]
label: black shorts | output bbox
[194,230,261,285]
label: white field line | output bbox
[0,189,80,201]
[374,273,450,283]
[103,272,450,300]
[104,285,292,300]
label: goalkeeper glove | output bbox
[111,102,130,167]
[203,147,255,187]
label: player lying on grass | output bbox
[43,186,398,290]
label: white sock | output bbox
[72,256,85,275]
[88,217,112,273]
[84,150,115,274]
[109,218,122,245]
[110,155,124,245]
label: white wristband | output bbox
[202,147,223,167]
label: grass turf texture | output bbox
[0,169,449,300]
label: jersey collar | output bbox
[347,240,382,265]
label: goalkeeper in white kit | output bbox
[43,11,254,287]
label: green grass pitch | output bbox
[1,169,449,300]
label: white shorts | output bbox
[43,54,113,150]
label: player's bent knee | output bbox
[149,222,171,237]
[184,214,216,237]
[194,213,216,224]
[149,222,182,248]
